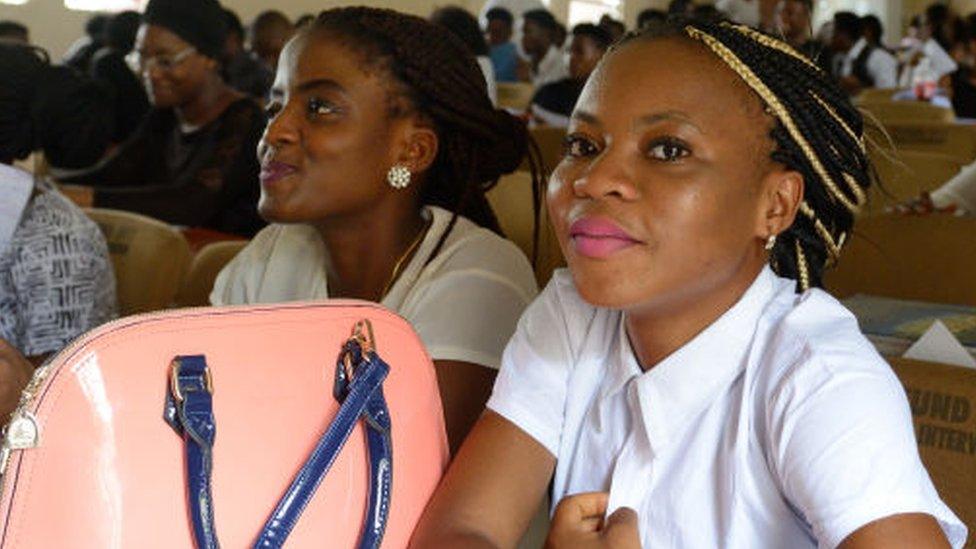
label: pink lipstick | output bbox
[260,161,298,186]
[569,217,641,259]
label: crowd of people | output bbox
[0,0,971,547]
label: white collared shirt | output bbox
[899,38,959,88]
[211,206,538,370]
[532,46,569,88]
[488,267,967,548]
[842,38,898,88]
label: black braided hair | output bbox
[309,7,545,262]
[616,17,872,292]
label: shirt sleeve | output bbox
[15,207,116,357]
[931,161,976,213]
[767,349,968,549]
[209,226,276,306]
[869,50,899,89]
[407,264,535,370]
[486,273,579,456]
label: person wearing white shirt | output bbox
[212,9,542,455]
[832,12,898,94]
[899,38,959,89]
[522,9,569,87]
[412,18,967,549]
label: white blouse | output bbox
[211,206,538,369]
[488,267,967,548]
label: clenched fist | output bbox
[545,492,641,549]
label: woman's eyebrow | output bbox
[634,110,703,134]
[570,110,602,127]
[294,78,346,95]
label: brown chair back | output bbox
[825,214,976,306]
[84,208,192,315]
[889,357,976,548]
[175,240,249,307]
[868,150,964,213]
[497,82,535,111]
[868,123,976,163]
[487,171,565,287]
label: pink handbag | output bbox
[0,301,449,548]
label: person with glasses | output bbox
[62,0,265,238]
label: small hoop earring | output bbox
[765,234,777,251]
[387,165,411,189]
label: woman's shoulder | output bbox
[755,284,900,405]
[423,207,537,295]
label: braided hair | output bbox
[308,7,545,262]
[617,18,871,292]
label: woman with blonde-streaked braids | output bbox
[411,16,968,549]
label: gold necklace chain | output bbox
[380,216,433,300]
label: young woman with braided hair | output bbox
[412,17,967,549]
[211,7,542,454]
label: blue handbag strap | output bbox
[253,345,390,548]
[165,342,393,549]
[164,355,219,549]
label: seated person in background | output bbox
[211,8,541,454]
[221,8,273,102]
[529,23,610,127]
[776,0,832,73]
[899,4,958,90]
[0,21,29,44]
[0,44,116,418]
[522,9,569,87]
[831,11,898,94]
[485,7,521,83]
[598,15,625,43]
[63,15,108,74]
[950,15,976,118]
[412,18,966,549]
[248,10,294,74]
[431,6,498,106]
[90,11,150,145]
[62,0,266,238]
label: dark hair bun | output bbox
[474,109,529,183]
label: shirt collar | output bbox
[847,38,868,60]
[617,267,783,454]
[0,164,35,248]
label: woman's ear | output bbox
[393,120,439,175]
[757,168,804,238]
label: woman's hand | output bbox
[0,339,34,422]
[545,493,641,549]
[888,192,958,216]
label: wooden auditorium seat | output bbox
[84,208,192,315]
[825,214,976,307]
[867,149,964,214]
[487,171,565,287]
[174,240,249,307]
[497,82,535,111]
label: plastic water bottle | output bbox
[912,57,938,101]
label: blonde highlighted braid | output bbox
[615,18,872,292]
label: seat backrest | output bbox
[487,171,565,287]
[825,214,976,306]
[497,82,535,111]
[888,357,976,547]
[868,123,976,163]
[522,126,566,175]
[175,240,249,307]
[854,87,904,104]
[84,208,192,315]
[868,149,964,213]
[861,101,956,125]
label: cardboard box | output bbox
[890,357,976,547]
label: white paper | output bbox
[903,320,976,369]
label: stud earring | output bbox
[765,234,777,251]
[387,165,411,189]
